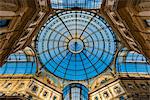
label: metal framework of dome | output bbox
[63,83,89,100]
[0,49,36,74]
[116,48,150,74]
[36,11,116,80]
[50,0,102,9]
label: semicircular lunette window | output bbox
[36,11,116,80]
[50,0,102,9]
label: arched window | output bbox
[63,83,89,100]
[50,0,102,9]
[0,48,36,74]
[116,48,150,74]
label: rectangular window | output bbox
[32,85,38,93]
[4,83,12,88]
[53,96,57,100]
[43,91,48,97]
[120,96,124,100]
[0,20,10,28]
[145,20,150,27]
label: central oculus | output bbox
[68,39,84,54]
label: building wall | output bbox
[101,0,150,62]
[0,75,62,100]
[89,74,150,100]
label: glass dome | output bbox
[36,11,116,80]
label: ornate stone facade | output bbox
[101,0,150,62]
[89,74,150,100]
[0,0,49,66]
[0,75,62,100]
[0,0,150,100]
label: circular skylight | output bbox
[36,11,116,80]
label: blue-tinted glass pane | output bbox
[120,96,124,100]
[36,11,116,80]
[63,83,89,100]
[116,49,150,74]
[0,52,36,74]
[50,0,102,9]
[0,20,10,27]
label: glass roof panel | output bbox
[0,51,36,74]
[63,83,89,100]
[116,49,150,74]
[36,11,117,80]
[50,0,102,9]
